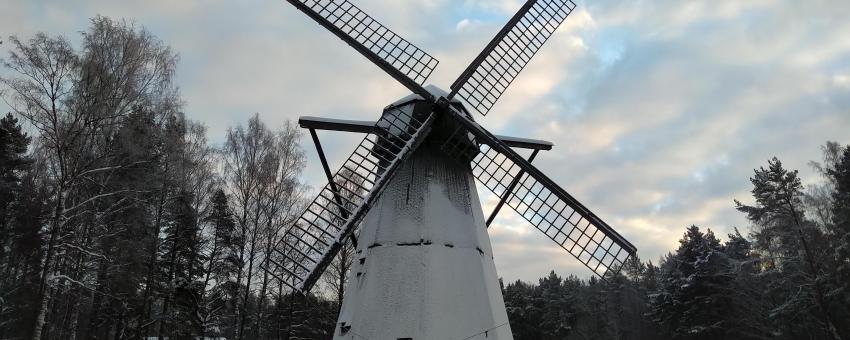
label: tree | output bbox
[2,16,180,339]
[805,142,844,228]
[221,114,306,339]
[0,16,331,340]
[825,145,850,337]
[253,121,305,339]
[197,189,238,337]
[503,279,543,340]
[827,145,850,257]
[222,114,274,339]
[537,271,577,338]
[322,242,355,307]
[736,157,845,340]
[158,190,204,337]
[0,112,41,339]
[153,112,217,339]
[0,112,32,270]
[322,167,365,307]
[0,112,31,193]
[720,229,774,339]
[650,226,732,339]
[1,33,79,340]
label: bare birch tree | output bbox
[1,16,179,339]
[221,113,275,339]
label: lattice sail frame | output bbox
[287,0,439,91]
[473,145,630,277]
[441,110,635,278]
[273,0,636,286]
[264,107,435,292]
[450,0,576,116]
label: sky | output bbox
[2,0,849,283]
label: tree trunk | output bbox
[284,293,296,340]
[233,203,250,340]
[113,306,125,340]
[84,257,109,339]
[61,226,92,340]
[199,224,222,338]
[255,255,271,340]
[140,177,168,338]
[31,188,65,340]
[158,213,182,340]
[237,209,261,339]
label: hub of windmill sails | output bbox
[373,85,480,167]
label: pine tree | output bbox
[736,157,844,340]
[735,158,810,262]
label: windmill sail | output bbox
[264,106,436,292]
[448,0,576,116]
[285,0,439,99]
[442,107,636,278]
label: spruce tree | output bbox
[0,112,31,267]
[0,112,39,339]
[0,113,30,189]
[159,191,204,338]
[503,279,541,339]
[199,189,238,337]
[537,271,577,338]
[651,226,731,339]
[0,113,31,268]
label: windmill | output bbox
[263,0,637,338]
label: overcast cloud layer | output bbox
[2,0,849,282]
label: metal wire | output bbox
[441,126,632,279]
[264,106,433,291]
[294,0,439,84]
[451,0,576,116]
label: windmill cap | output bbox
[385,84,462,109]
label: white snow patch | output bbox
[386,84,461,108]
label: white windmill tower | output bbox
[263,0,637,339]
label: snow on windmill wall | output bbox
[334,101,512,339]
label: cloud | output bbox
[455,18,485,32]
[483,0,850,279]
[2,0,850,282]
[835,74,850,89]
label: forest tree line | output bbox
[503,141,850,340]
[2,16,850,340]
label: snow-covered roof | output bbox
[386,84,462,108]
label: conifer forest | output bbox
[1,16,850,340]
